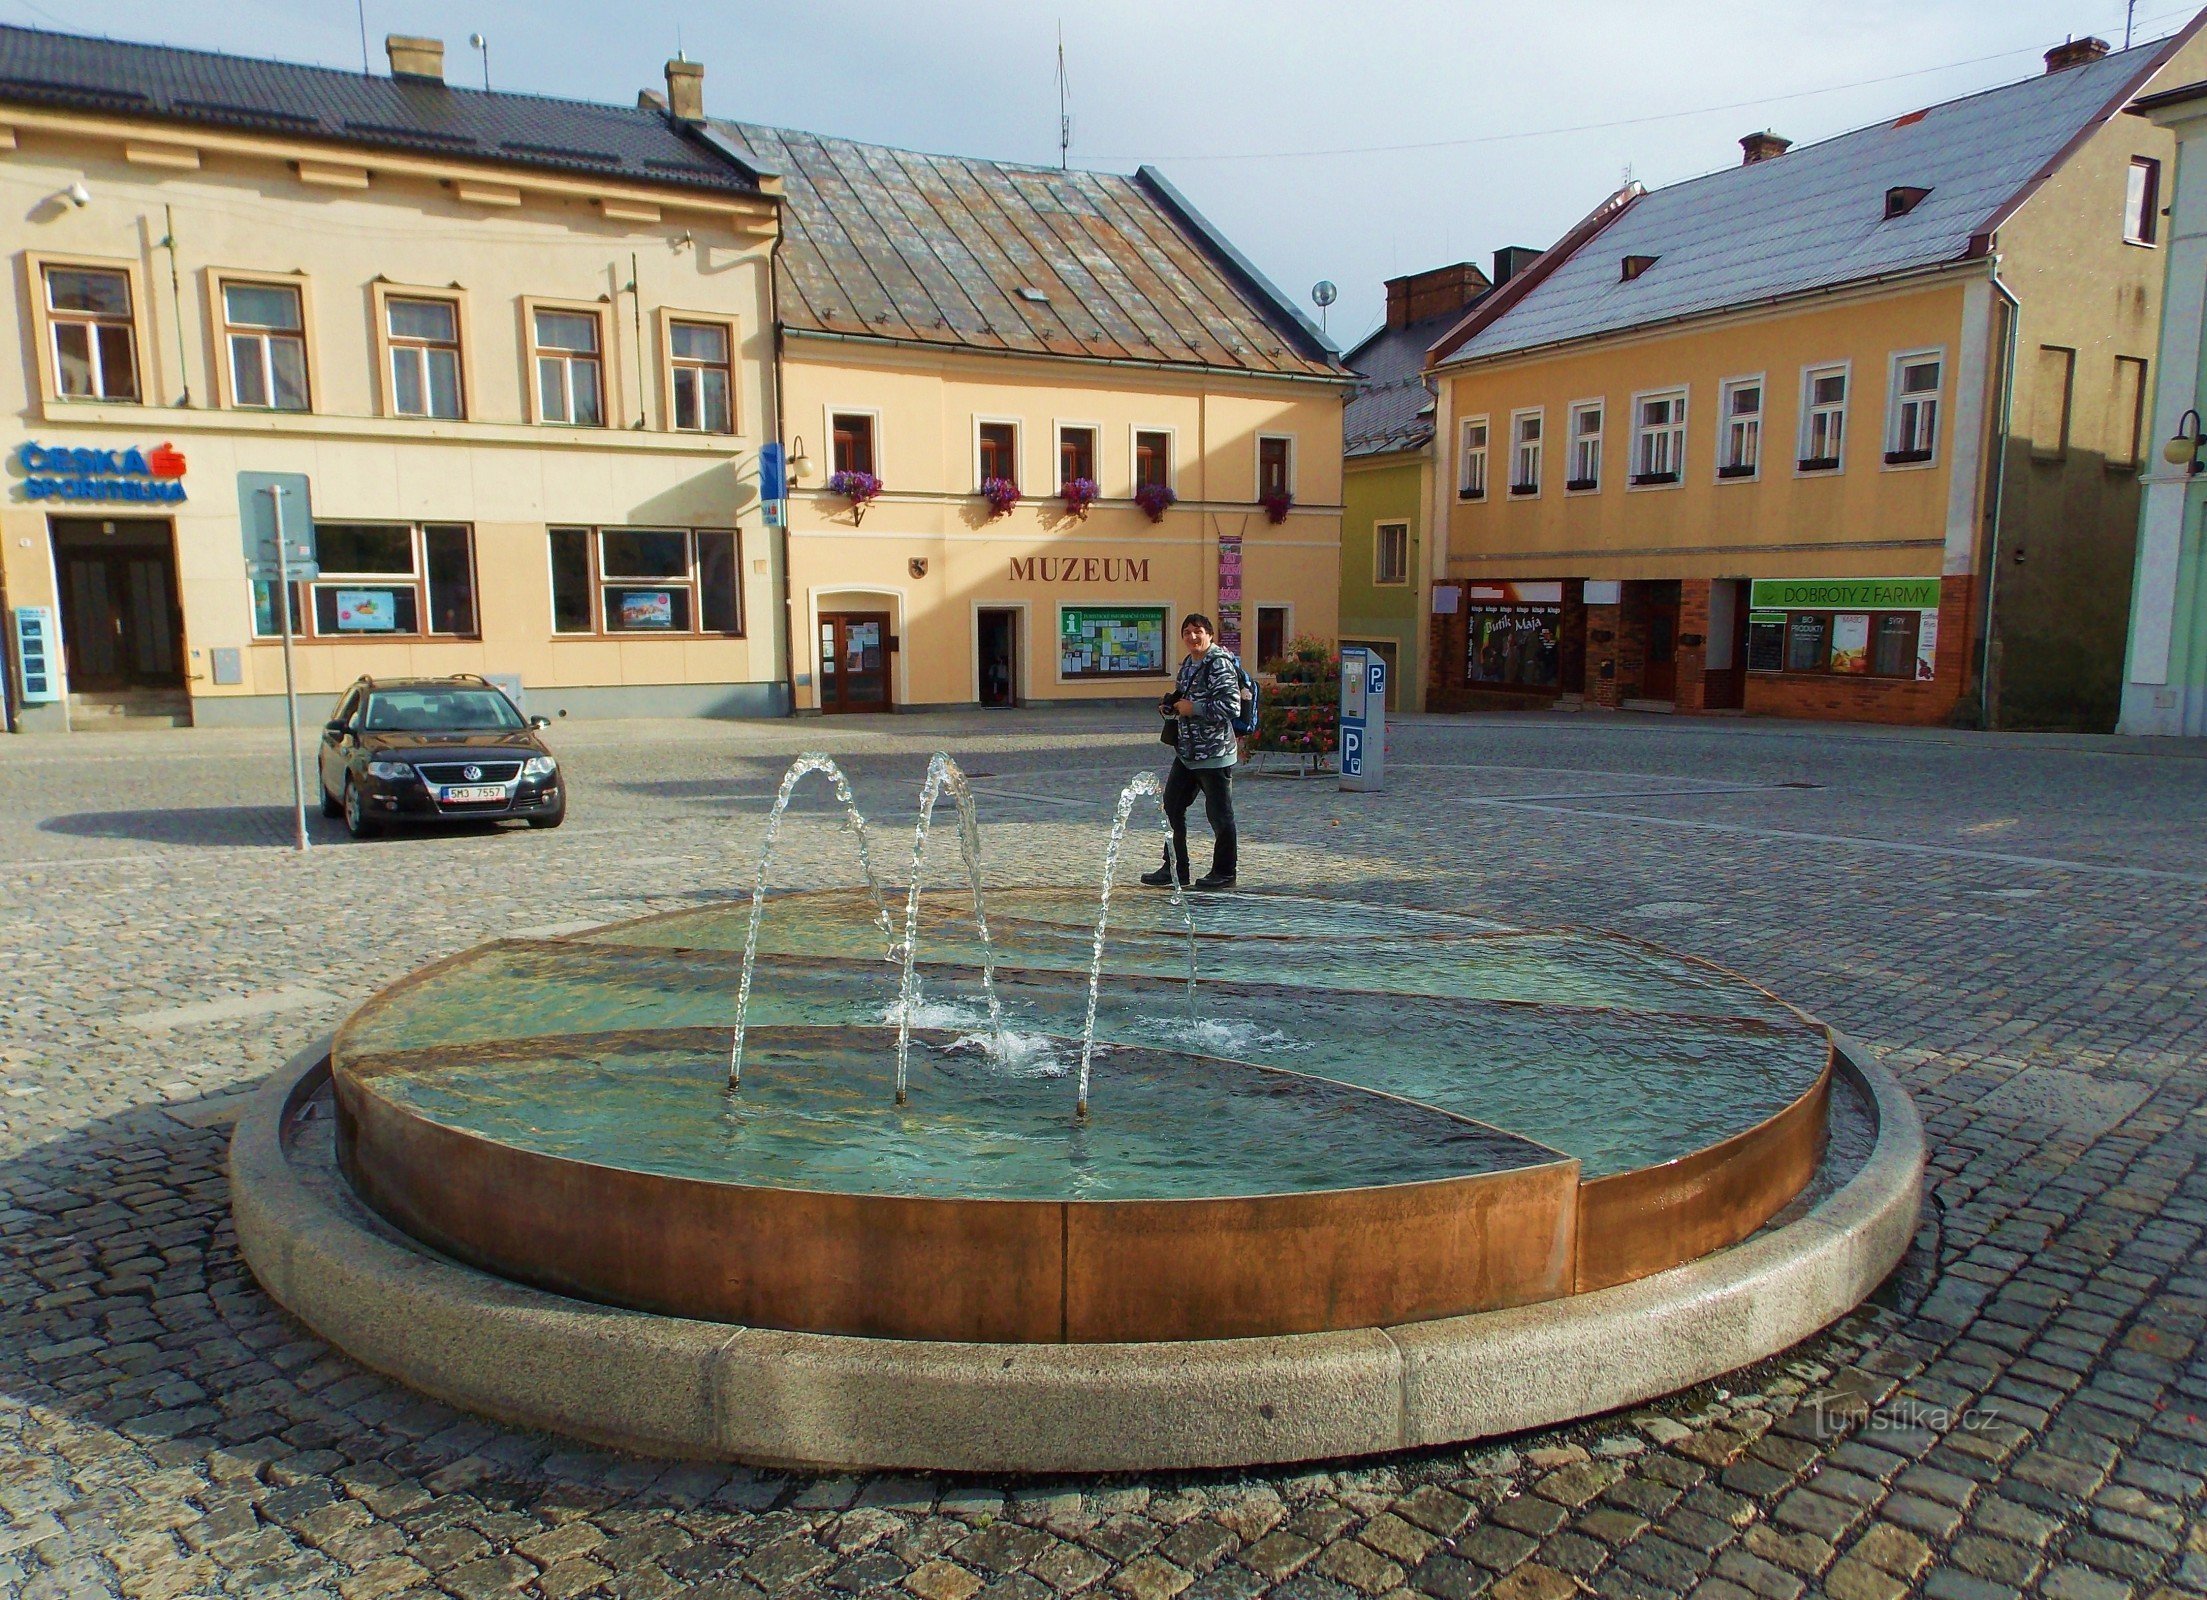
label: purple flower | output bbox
[1135,482,1178,523]
[826,470,883,524]
[1060,477,1099,520]
[981,476,1022,518]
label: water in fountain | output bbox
[1078,771,1197,1120]
[727,753,893,1089]
[893,754,1009,1105]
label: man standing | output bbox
[1144,613,1240,891]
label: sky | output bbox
[8,0,2196,351]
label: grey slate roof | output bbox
[1442,34,2191,366]
[1344,312,1465,457]
[723,122,1348,380]
[0,24,761,197]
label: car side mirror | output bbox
[529,715,551,729]
[324,719,347,735]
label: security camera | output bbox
[64,181,90,208]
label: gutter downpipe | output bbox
[767,219,796,718]
[1977,263,2022,729]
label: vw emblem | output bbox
[463,764,482,781]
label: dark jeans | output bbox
[1161,759,1237,882]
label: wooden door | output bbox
[818,612,892,712]
[1640,586,1680,703]
[51,519,183,692]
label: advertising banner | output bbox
[1748,577,1940,610]
[1217,534,1243,657]
[1829,613,1871,674]
[335,590,398,631]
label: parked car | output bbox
[318,675,564,839]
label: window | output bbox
[1258,435,1293,500]
[977,420,1018,486]
[2030,346,2076,461]
[1134,429,1172,491]
[533,308,603,426]
[1566,402,1602,491]
[546,527,741,635]
[1058,424,1098,490]
[2109,356,2149,470]
[1800,365,1847,470]
[1886,352,1942,465]
[1374,521,1409,586]
[1756,609,1922,679]
[669,319,732,433]
[1632,391,1686,485]
[362,684,524,733]
[252,523,475,639]
[1719,378,1761,478]
[2126,157,2161,246]
[44,265,138,401]
[1459,417,1489,500]
[1256,605,1289,670]
[832,412,877,476]
[223,282,309,411]
[386,296,463,419]
[1510,410,1542,495]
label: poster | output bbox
[1829,613,1871,674]
[1060,606,1167,679]
[1915,608,1939,681]
[1217,534,1243,656]
[335,589,397,631]
[1465,604,1560,688]
[1746,611,1786,672]
[620,590,674,629]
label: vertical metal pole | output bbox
[267,484,311,853]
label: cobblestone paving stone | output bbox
[1,709,2203,1600]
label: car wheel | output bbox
[343,777,380,840]
[320,780,342,818]
[527,800,567,830]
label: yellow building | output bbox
[722,125,1349,713]
[1425,26,2207,728]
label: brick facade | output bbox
[1741,573,1975,725]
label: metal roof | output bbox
[1344,312,1462,457]
[724,122,1348,380]
[1441,34,2194,366]
[0,24,763,198]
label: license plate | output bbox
[442,785,505,803]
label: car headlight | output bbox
[522,755,558,779]
[365,760,415,780]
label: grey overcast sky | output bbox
[10,1,2196,351]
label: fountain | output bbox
[230,753,1925,1472]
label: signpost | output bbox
[760,440,787,530]
[238,473,318,853]
[1338,646,1386,792]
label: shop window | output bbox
[2030,346,2075,461]
[1459,417,1488,500]
[1752,609,1925,679]
[2126,157,2161,246]
[545,526,741,635]
[1463,586,1563,690]
[1719,377,1761,478]
[1134,428,1172,491]
[1632,390,1686,485]
[1885,352,1941,464]
[1258,435,1293,500]
[2109,356,2149,470]
[533,308,604,426]
[1374,522,1409,586]
[1510,410,1542,495]
[1567,402,1602,491]
[1058,424,1098,490]
[1799,365,1846,470]
[977,420,1018,487]
[1784,611,1831,671]
[44,265,139,402]
[832,412,877,475]
[669,319,733,433]
[253,523,476,639]
[387,296,463,419]
[223,282,309,411]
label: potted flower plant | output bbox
[1261,488,1293,525]
[826,469,883,524]
[1134,482,1177,523]
[1060,476,1099,521]
[981,476,1022,519]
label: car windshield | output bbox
[362,688,524,733]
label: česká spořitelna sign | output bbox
[15,441,189,503]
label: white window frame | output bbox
[667,317,736,435]
[2126,156,2162,247]
[1716,374,1765,482]
[221,278,311,413]
[1630,387,1688,488]
[1458,415,1490,500]
[1508,408,1543,498]
[530,304,606,428]
[974,416,1022,490]
[1884,347,1945,468]
[385,293,465,420]
[1798,362,1851,474]
[1129,424,1177,495]
[1566,400,1603,492]
[1256,433,1296,501]
[1055,419,1104,493]
[825,405,884,479]
[1373,521,1410,587]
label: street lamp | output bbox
[2164,408,2205,475]
[787,435,815,484]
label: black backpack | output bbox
[1230,656,1259,736]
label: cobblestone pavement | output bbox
[2,709,2203,1600]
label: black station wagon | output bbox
[318,675,565,839]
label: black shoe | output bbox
[1192,872,1238,892]
[1139,866,1184,888]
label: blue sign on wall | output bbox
[17,441,189,503]
[760,440,787,502]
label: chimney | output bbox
[637,88,668,112]
[1382,262,1492,330]
[1491,246,1542,287]
[664,57,705,122]
[385,35,445,83]
[1740,131,1792,166]
[2044,36,2111,72]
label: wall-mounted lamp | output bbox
[64,181,90,208]
[2165,408,2205,475]
[788,435,815,484]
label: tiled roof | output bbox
[723,122,1348,380]
[1344,312,1465,457]
[1440,33,2196,366]
[0,24,762,197]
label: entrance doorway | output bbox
[977,608,1018,707]
[1255,605,1290,671]
[1634,580,1682,703]
[51,518,184,694]
[818,611,893,713]
[1702,580,1750,710]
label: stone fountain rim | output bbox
[229,1028,1923,1473]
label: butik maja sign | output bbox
[16,441,189,503]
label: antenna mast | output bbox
[2126,0,2138,48]
[1057,23,1071,170]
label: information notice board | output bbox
[1060,605,1168,679]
